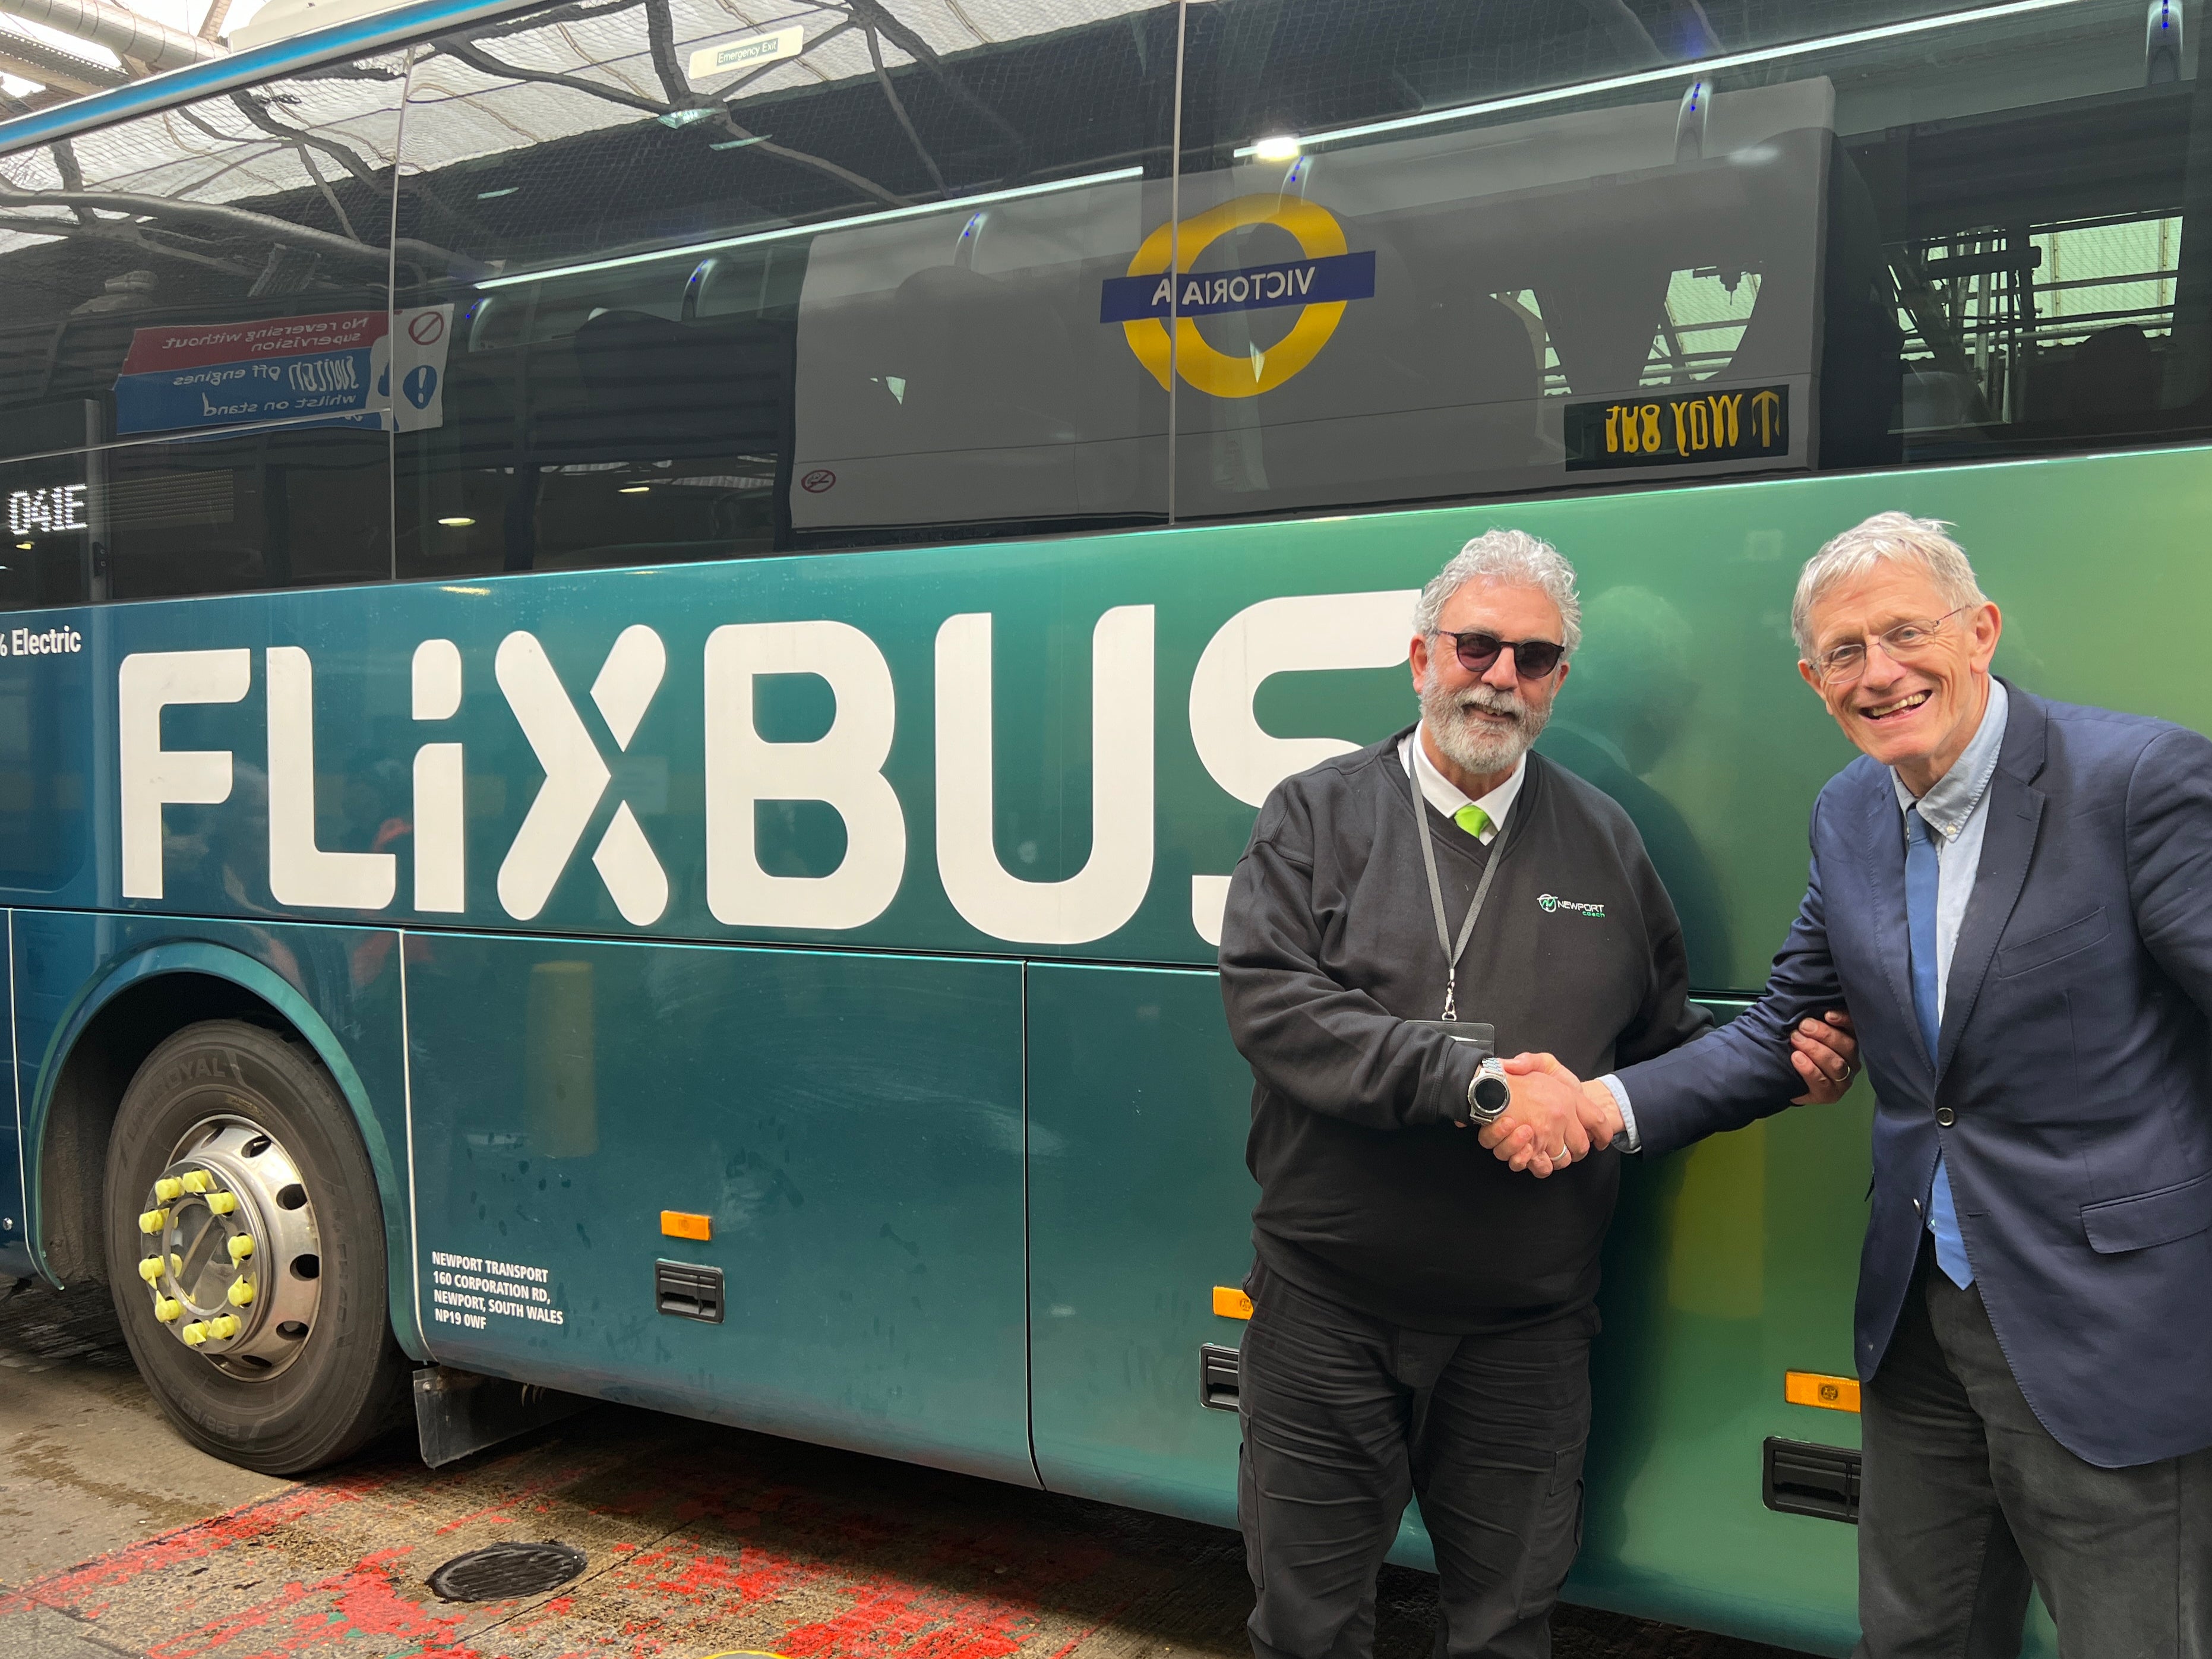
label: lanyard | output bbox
[1410,754,1505,1022]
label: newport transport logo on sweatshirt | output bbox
[1537,893,1607,917]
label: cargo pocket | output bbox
[1514,1446,1587,1619]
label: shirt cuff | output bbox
[1599,1074,1639,1154]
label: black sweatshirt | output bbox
[1219,725,1712,1331]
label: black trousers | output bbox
[1237,1268,1592,1659]
[1856,1247,2212,1659]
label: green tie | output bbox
[1453,804,1492,840]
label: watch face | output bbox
[1470,1072,1512,1118]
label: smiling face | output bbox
[1409,578,1570,794]
[1797,559,2001,795]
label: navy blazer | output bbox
[1617,683,2212,1468]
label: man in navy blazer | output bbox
[1491,513,2211,1657]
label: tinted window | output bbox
[1,425,389,605]
[1838,0,2211,460]
[1164,0,2212,517]
[0,56,406,461]
[388,0,1180,575]
[0,56,405,608]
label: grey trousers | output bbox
[1856,1250,2212,1659]
[1236,1267,1591,1659]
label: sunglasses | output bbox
[1436,629,1567,680]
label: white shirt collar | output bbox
[1399,729,1525,845]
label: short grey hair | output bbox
[1791,512,1987,657]
[1413,529,1582,654]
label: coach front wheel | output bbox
[103,1019,408,1474]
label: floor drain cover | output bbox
[428,1540,587,1601]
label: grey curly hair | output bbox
[1412,529,1582,654]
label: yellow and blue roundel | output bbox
[1101,195,1374,398]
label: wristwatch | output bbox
[1465,1058,1511,1124]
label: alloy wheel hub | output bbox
[134,1115,322,1379]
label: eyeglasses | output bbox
[1809,605,1971,685]
[1437,630,1567,680]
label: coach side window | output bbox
[1164,1,1828,523]
[0,56,405,608]
[1166,0,2212,518]
[388,0,1180,575]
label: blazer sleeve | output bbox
[1612,795,1848,1158]
[2126,724,2212,1021]
[1218,784,1484,1132]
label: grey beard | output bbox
[1420,679,1549,776]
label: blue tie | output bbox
[1906,807,1973,1288]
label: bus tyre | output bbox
[103,1020,408,1475]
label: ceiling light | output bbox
[477,186,518,200]
[438,516,475,527]
[13,541,29,551]
[618,485,651,494]
[1250,133,1301,163]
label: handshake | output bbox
[1470,1010,1857,1178]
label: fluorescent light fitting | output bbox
[709,134,768,150]
[476,166,1145,291]
[477,185,518,199]
[437,516,476,526]
[1250,133,1301,162]
[1231,0,2102,156]
[618,484,651,493]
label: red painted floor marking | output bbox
[141,1550,483,1659]
[2,1445,1172,1659]
[12,1470,396,1617]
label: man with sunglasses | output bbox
[1217,529,1854,1659]
[1496,511,2212,1657]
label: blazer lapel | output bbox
[1856,772,1930,1088]
[1935,686,2049,1082]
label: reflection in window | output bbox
[1895,213,2185,435]
[0,59,406,464]
[1645,268,1764,387]
[387,0,1178,571]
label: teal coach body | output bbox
[7,443,2207,1651]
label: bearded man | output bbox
[1218,530,1853,1659]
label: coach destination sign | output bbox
[1564,384,1790,472]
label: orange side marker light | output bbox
[661,1211,712,1242]
[1784,1370,1862,1412]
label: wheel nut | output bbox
[154,1177,184,1203]
[138,1255,163,1283]
[227,1235,254,1263]
[206,1192,238,1216]
[180,1171,213,1194]
[180,1321,210,1346]
[138,1208,168,1235]
[227,1278,255,1307]
[206,1315,241,1341]
[154,1297,182,1322]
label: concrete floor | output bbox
[0,1282,1804,1659]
